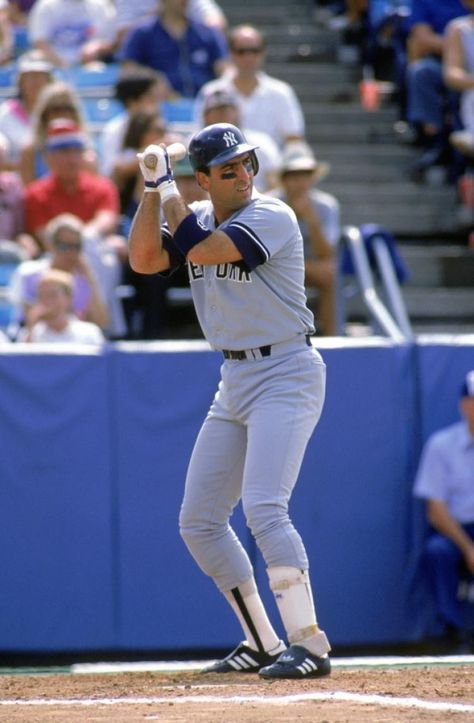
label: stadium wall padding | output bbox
[0,336,472,652]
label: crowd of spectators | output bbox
[0,0,342,344]
[320,1,474,195]
[0,0,470,345]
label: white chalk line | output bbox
[71,654,474,674]
[1,691,474,715]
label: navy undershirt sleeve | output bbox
[225,222,269,270]
[161,229,186,275]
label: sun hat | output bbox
[280,141,330,182]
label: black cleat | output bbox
[259,644,331,679]
[201,641,284,674]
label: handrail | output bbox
[339,225,412,342]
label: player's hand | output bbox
[137,144,173,192]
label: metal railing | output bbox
[336,224,413,342]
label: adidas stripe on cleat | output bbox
[201,641,284,673]
[258,644,331,679]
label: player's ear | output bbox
[196,170,210,191]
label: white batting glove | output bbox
[137,144,179,202]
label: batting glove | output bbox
[137,144,179,202]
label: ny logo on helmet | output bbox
[222,131,238,147]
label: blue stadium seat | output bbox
[0,62,17,88]
[57,63,120,95]
[13,26,30,57]
[0,242,25,331]
[161,98,196,123]
[81,97,123,123]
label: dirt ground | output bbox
[1,663,474,723]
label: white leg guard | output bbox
[223,578,285,654]
[267,566,331,657]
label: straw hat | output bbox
[280,141,330,182]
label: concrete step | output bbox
[400,245,472,287]
[404,288,474,320]
[322,181,457,207]
[266,61,360,85]
[317,160,413,183]
[336,205,458,236]
[344,287,474,321]
[339,212,458,237]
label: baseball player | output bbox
[128,123,331,679]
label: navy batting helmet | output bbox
[188,123,259,175]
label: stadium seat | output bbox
[81,97,123,124]
[57,63,120,96]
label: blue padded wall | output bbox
[0,349,115,651]
[0,336,472,653]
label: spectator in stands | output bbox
[27,0,117,69]
[114,108,182,339]
[271,141,339,336]
[10,212,109,332]
[114,0,227,49]
[413,369,474,651]
[24,118,126,337]
[8,1,37,28]
[17,268,105,343]
[444,1,474,159]
[19,79,98,184]
[173,149,208,203]
[99,65,171,177]
[119,0,229,98]
[0,0,13,66]
[113,109,172,228]
[0,49,53,170]
[0,132,32,254]
[405,0,469,181]
[200,87,281,192]
[195,24,305,149]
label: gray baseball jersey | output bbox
[163,191,316,349]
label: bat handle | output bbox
[143,143,187,169]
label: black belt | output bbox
[222,335,311,361]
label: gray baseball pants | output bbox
[179,343,326,592]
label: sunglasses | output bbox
[232,47,263,55]
[55,241,82,252]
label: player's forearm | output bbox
[162,194,192,234]
[128,193,169,273]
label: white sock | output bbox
[223,578,285,654]
[267,566,331,657]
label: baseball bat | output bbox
[144,142,187,169]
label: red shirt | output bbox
[24,171,120,234]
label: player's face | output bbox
[205,153,254,217]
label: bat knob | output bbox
[144,154,157,170]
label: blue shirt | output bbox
[407,0,469,34]
[413,421,474,523]
[120,17,229,98]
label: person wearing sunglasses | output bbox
[195,24,305,149]
[9,212,109,334]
